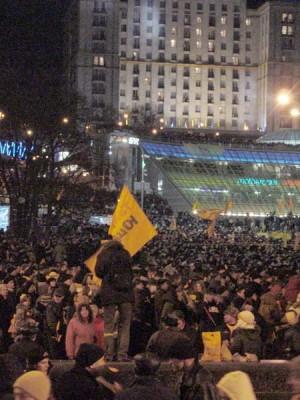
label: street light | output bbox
[290,108,300,118]
[277,91,291,106]
[62,117,69,124]
[26,129,33,137]
[0,111,5,120]
[151,128,158,135]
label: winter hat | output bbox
[237,311,256,330]
[75,343,104,367]
[167,338,196,360]
[13,371,51,400]
[217,371,256,400]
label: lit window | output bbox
[232,56,239,65]
[282,25,294,36]
[208,41,215,52]
[171,39,176,47]
[195,67,200,73]
[172,27,176,34]
[220,30,226,37]
[196,41,201,49]
[221,16,226,24]
[197,16,202,24]
[93,56,105,66]
[196,28,201,36]
[245,18,251,26]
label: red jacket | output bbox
[65,316,96,359]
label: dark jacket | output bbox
[56,364,104,400]
[284,323,300,358]
[230,327,262,358]
[178,362,219,400]
[9,338,40,370]
[115,375,178,400]
[95,243,134,306]
[146,329,191,360]
[46,301,64,335]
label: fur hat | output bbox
[237,311,256,329]
[13,371,51,400]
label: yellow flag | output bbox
[108,186,157,256]
[198,209,222,221]
[84,248,102,285]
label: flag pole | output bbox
[141,147,145,210]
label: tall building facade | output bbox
[64,0,300,133]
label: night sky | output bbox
[0,0,265,129]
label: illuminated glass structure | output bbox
[142,141,300,216]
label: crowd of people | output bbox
[1,192,300,399]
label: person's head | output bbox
[160,279,169,292]
[224,306,239,325]
[134,353,160,376]
[167,338,196,372]
[6,279,15,291]
[52,287,64,303]
[147,280,157,294]
[0,284,8,298]
[169,310,186,331]
[217,371,256,400]
[237,310,256,330]
[19,294,31,308]
[75,343,105,374]
[13,371,51,400]
[236,286,246,298]
[95,240,131,280]
[77,303,93,323]
[27,346,50,375]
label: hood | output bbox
[217,371,257,400]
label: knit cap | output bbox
[237,311,256,329]
[13,371,51,400]
[217,371,256,400]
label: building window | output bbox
[184,16,191,25]
[208,81,214,91]
[196,41,201,49]
[282,25,294,36]
[133,38,140,49]
[221,56,226,63]
[232,82,239,92]
[120,38,127,45]
[170,39,176,48]
[221,43,226,50]
[233,31,240,41]
[172,1,178,8]
[282,13,294,23]
[246,18,251,26]
[197,3,203,11]
[233,43,240,54]
[93,56,105,66]
[171,92,176,98]
[233,70,239,79]
[208,31,216,40]
[147,0,153,6]
[196,80,201,87]
[208,94,214,104]
[282,38,295,50]
[221,16,226,24]
[120,64,126,71]
[147,12,153,20]
[172,15,178,22]
[133,64,139,74]
[209,4,215,12]
[183,81,189,90]
[146,90,151,97]
[147,38,152,46]
[245,57,251,64]
[170,104,176,112]
[133,77,139,87]
[232,119,238,128]
[234,16,240,28]
[195,105,201,113]
[220,30,226,38]
[208,41,215,52]
[246,43,251,51]
[147,26,152,33]
[120,89,125,96]
[121,24,127,32]
[197,16,202,23]
[220,93,226,101]
[146,64,151,72]
[196,28,202,36]
[171,53,177,61]
[232,94,239,104]
[185,2,190,10]
[232,56,239,65]
[222,4,228,13]
[234,5,240,13]
[246,31,251,39]
[209,16,216,27]
[220,80,226,88]
[158,66,165,76]
[246,82,250,90]
[208,69,214,78]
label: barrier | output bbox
[51,360,292,400]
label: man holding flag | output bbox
[89,186,157,361]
